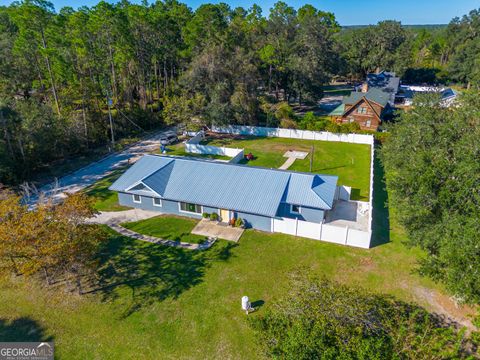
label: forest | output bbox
[0,0,480,185]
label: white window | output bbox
[290,204,301,214]
[153,197,162,207]
[179,202,202,214]
[133,194,141,203]
[357,106,367,114]
[366,120,371,127]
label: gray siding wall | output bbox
[234,211,272,232]
[118,192,203,219]
[118,192,272,232]
[276,203,325,223]
[203,206,219,214]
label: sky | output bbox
[0,0,478,25]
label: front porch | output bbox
[191,219,244,242]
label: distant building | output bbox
[396,85,459,107]
[329,71,399,131]
[361,71,400,105]
[329,88,393,131]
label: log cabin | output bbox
[329,88,394,131]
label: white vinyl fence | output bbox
[211,125,376,249]
[185,131,245,163]
[212,125,374,145]
[272,218,371,249]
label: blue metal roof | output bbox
[110,155,338,217]
[283,173,337,210]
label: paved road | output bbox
[28,130,171,204]
[318,95,343,114]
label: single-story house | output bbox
[109,155,338,232]
[329,88,393,131]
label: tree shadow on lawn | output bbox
[370,145,390,247]
[89,233,237,317]
[0,317,53,342]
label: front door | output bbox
[220,209,230,223]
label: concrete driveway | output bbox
[28,129,172,205]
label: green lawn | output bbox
[0,226,439,359]
[84,168,131,212]
[6,146,462,359]
[121,215,207,244]
[0,152,456,359]
[204,136,371,201]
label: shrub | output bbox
[235,218,244,228]
[274,102,295,121]
[279,118,298,129]
[299,112,331,131]
[325,121,341,133]
[210,212,219,221]
[202,212,210,219]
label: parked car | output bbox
[160,133,178,145]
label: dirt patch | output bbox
[413,286,477,332]
[358,256,376,272]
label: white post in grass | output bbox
[242,296,250,315]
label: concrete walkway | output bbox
[279,157,296,170]
[109,223,216,251]
[28,129,172,205]
[279,150,309,170]
[88,209,216,250]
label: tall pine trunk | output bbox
[40,28,61,116]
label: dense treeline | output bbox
[381,94,480,304]
[1,0,480,185]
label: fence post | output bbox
[319,222,323,240]
[295,218,298,236]
[345,226,349,245]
